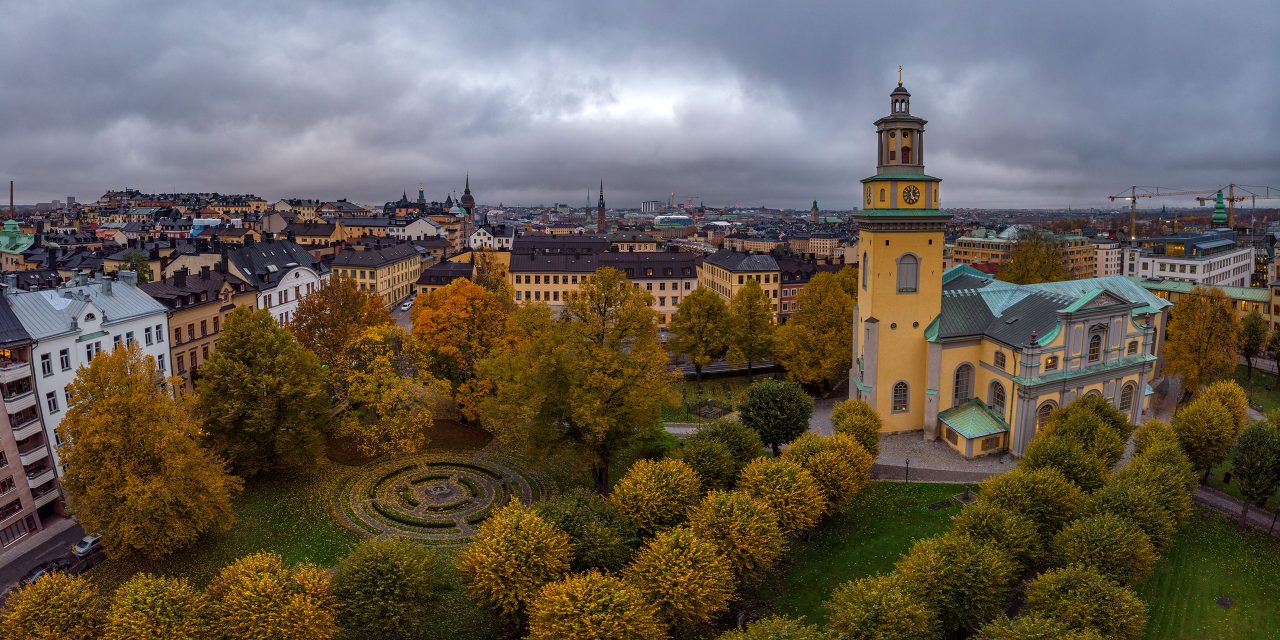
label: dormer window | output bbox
[84,313,96,322]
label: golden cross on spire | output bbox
[898,65,903,86]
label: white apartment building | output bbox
[387,217,443,242]
[1124,231,1253,287]
[469,224,516,251]
[1092,238,1124,277]
[6,272,171,474]
[224,239,330,325]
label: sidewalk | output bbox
[1193,485,1280,538]
[0,516,78,571]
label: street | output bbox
[0,521,85,592]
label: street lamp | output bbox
[904,457,910,483]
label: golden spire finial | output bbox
[898,65,903,87]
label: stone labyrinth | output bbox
[336,454,544,541]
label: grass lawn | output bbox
[742,481,973,624]
[1234,364,1280,414]
[662,374,777,422]
[1140,508,1280,639]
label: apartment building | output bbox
[949,227,1095,279]
[698,249,783,317]
[1124,231,1252,287]
[140,265,257,390]
[508,251,700,325]
[1092,238,1124,277]
[331,242,421,308]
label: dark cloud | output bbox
[1,0,1277,209]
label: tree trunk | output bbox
[1240,501,1251,527]
[695,363,703,383]
[770,442,781,456]
[591,463,610,494]
[747,359,755,380]
[1247,356,1254,380]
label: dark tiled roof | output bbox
[417,261,473,285]
[284,222,338,237]
[332,242,420,268]
[704,248,779,272]
[139,269,249,310]
[226,240,328,291]
[0,295,32,346]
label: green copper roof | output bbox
[939,399,1009,439]
[1131,276,1270,303]
[0,220,34,255]
[1212,190,1227,225]
[860,173,942,183]
[1014,353,1157,388]
[1059,288,1125,313]
[1036,323,1061,346]
[854,208,952,218]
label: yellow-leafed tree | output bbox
[623,526,736,628]
[528,571,667,640]
[458,502,573,617]
[737,457,827,537]
[411,278,513,418]
[782,432,874,514]
[726,278,776,379]
[288,275,392,368]
[334,325,443,457]
[58,343,241,559]
[206,552,339,640]
[686,490,786,580]
[1162,285,1240,393]
[668,287,731,382]
[775,271,855,391]
[610,458,703,536]
[105,573,212,640]
[997,230,1070,285]
[0,572,103,640]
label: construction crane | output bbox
[1108,186,1219,240]
[1193,184,1280,226]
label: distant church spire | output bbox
[596,179,607,233]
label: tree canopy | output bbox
[288,276,392,368]
[668,287,731,381]
[1241,310,1268,380]
[997,230,1070,284]
[775,271,855,390]
[1163,286,1240,393]
[411,277,513,416]
[1229,418,1280,525]
[206,552,339,640]
[725,278,775,378]
[739,378,813,455]
[334,325,443,457]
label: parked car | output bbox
[20,556,73,585]
[71,534,102,558]
[400,301,413,311]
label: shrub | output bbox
[951,501,1043,572]
[1132,419,1175,456]
[686,490,786,580]
[719,615,826,640]
[976,467,1084,537]
[458,502,572,616]
[1043,409,1125,467]
[1062,393,1134,442]
[1021,434,1108,492]
[333,538,450,639]
[692,418,766,471]
[738,457,827,536]
[105,573,211,640]
[535,488,638,571]
[631,424,681,460]
[206,552,338,640]
[610,458,703,536]
[783,433,873,513]
[0,572,103,640]
[1023,565,1147,640]
[895,533,1018,634]
[528,571,666,640]
[1113,454,1195,525]
[974,615,1106,640]
[623,526,736,628]
[676,437,739,490]
[1172,395,1240,475]
[1091,478,1177,550]
[825,573,941,640]
[1199,380,1249,433]
[1051,514,1157,586]
[830,399,883,459]
[739,379,814,455]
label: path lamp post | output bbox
[904,457,910,483]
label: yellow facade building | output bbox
[852,80,1170,459]
[697,250,782,317]
[330,243,421,307]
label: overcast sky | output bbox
[2,1,1277,210]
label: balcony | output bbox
[18,444,48,467]
[2,390,35,413]
[30,485,58,508]
[0,361,31,385]
[26,467,55,489]
[9,416,41,441]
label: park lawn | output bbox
[662,374,778,422]
[743,481,972,624]
[1234,364,1280,414]
[1140,508,1280,639]
[88,459,362,590]
[1207,459,1280,512]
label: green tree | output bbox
[1172,394,1239,479]
[332,538,450,639]
[675,437,738,490]
[1132,419,1175,457]
[458,502,572,617]
[1051,514,1157,586]
[719,616,826,640]
[1058,393,1134,443]
[334,325,443,458]
[1091,478,1177,550]
[686,490,786,580]
[121,251,153,283]
[726,278,776,379]
[1229,419,1280,525]
[1199,379,1250,434]
[997,230,1070,284]
[825,573,941,640]
[206,552,339,640]
[528,571,667,640]
[1269,327,1280,387]
[623,526,736,628]
[1021,434,1108,492]
[197,307,332,477]
[1241,310,1268,380]
[775,272,854,390]
[974,615,1106,640]
[669,287,731,382]
[1042,406,1125,468]
[1163,285,1240,393]
[610,458,702,536]
[288,275,392,368]
[895,533,1019,635]
[830,399,882,458]
[476,269,676,492]
[738,457,827,537]
[535,488,637,571]
[739,378,813,455]
[976,467,1084,538]
[1113,450,1196,526]
[951,501,1043,572]
[782,432,874,514]
[105,574,212,640]
[688,419,764,472]
[0,572,103,640]
[58,343,241,559]
[1023,565,1147,640]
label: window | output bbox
[113,335,122,348]
[896,254,919,293]
[879,188,886,202]
[993,351,1006,370]
[892,382,909,412]
[953,364,973,405]
[1127,340,1138,355]
[126,331,134,345]
[187,324,195,342]
[157,354,166,373]
[40,354,51,377]
[1037,402,1056,429]
[989,381,1006,415]
[1087,334,1102,362]
[84,343,95,362]
[862,252,868,289]
[174,328,182,344]
[45,391,58,413]
[1120,383,1136,412]
[980,435,1001,452]
[1044,355,1059,371]
[200,320,207,337]
[156,324,164,342]
[213,317,220,333]
[177,354,185,373]
[58,349,70,370]
[945,426,958,446]
[1084,390,1103,400]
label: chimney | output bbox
[117,270,137,287]
[174,267,188,288]
[102,276,113,296]
[200,265,211,281]
[3,273,15,293]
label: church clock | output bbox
[902,185,920,205]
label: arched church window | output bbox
[1120,383,1136,412]
[989,381,1006,415]
[892,382,909,412]
[1084,390,1103,400]
[861,252,868,289]
[953,364,974,406]
[1036,402,1056,429]
[896,254,919,293]
[1088,333,1103,362]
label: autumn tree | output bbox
[775,272,854,390]
[675,437,737,490]
[288,275,391,368]
[58,343,240,558]
[1041,404,1125,468]
[0,572,103,640]
[825,573,941,640]
[1090,478,1177,551]
[1172,394,1239,479]
[686,490,786,580]
[1051,513,1157,586]
[623,526,736,628]
[207,553,338,640]
[411,278,512,415]
[333,537,450,639]
[951,501,1043,572]
[528,571,667,640]
[668,287,731,382]
[1241,310,1268,380]
[197,307,332,477]
[687,418,764,473]
[1229,419,1280,525]
[1199,380,1250,433]
[997,230,1070,285]
[1269,328,1280,386]
[976,467,1084,538]
[726,278,776,378]
[831,399,883,458]
[610,458,702,536]
[895,533,1019,635]
[473,250,516,302]
[1022,565,1147,640]
[720,616,826,640]
[535,488,638,571]
[739,378,813,455]
[738,457,827,536]
[1163,286,1240,393]
[458,502,573,617]
[974,615,1106,640]
[476,268,676,492]
[782,432,874,514]
[1021,434,1108,492]
[1113,448,1196,526]
[334,325,443,457]
[121,251,153,283]
[105,574,212,640]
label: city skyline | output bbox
[2,1,1277,209]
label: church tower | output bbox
[851,70,952,434]
[597,180,607,233]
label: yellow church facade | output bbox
[851,79,1171,459]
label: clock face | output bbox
[902,185,921,205]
